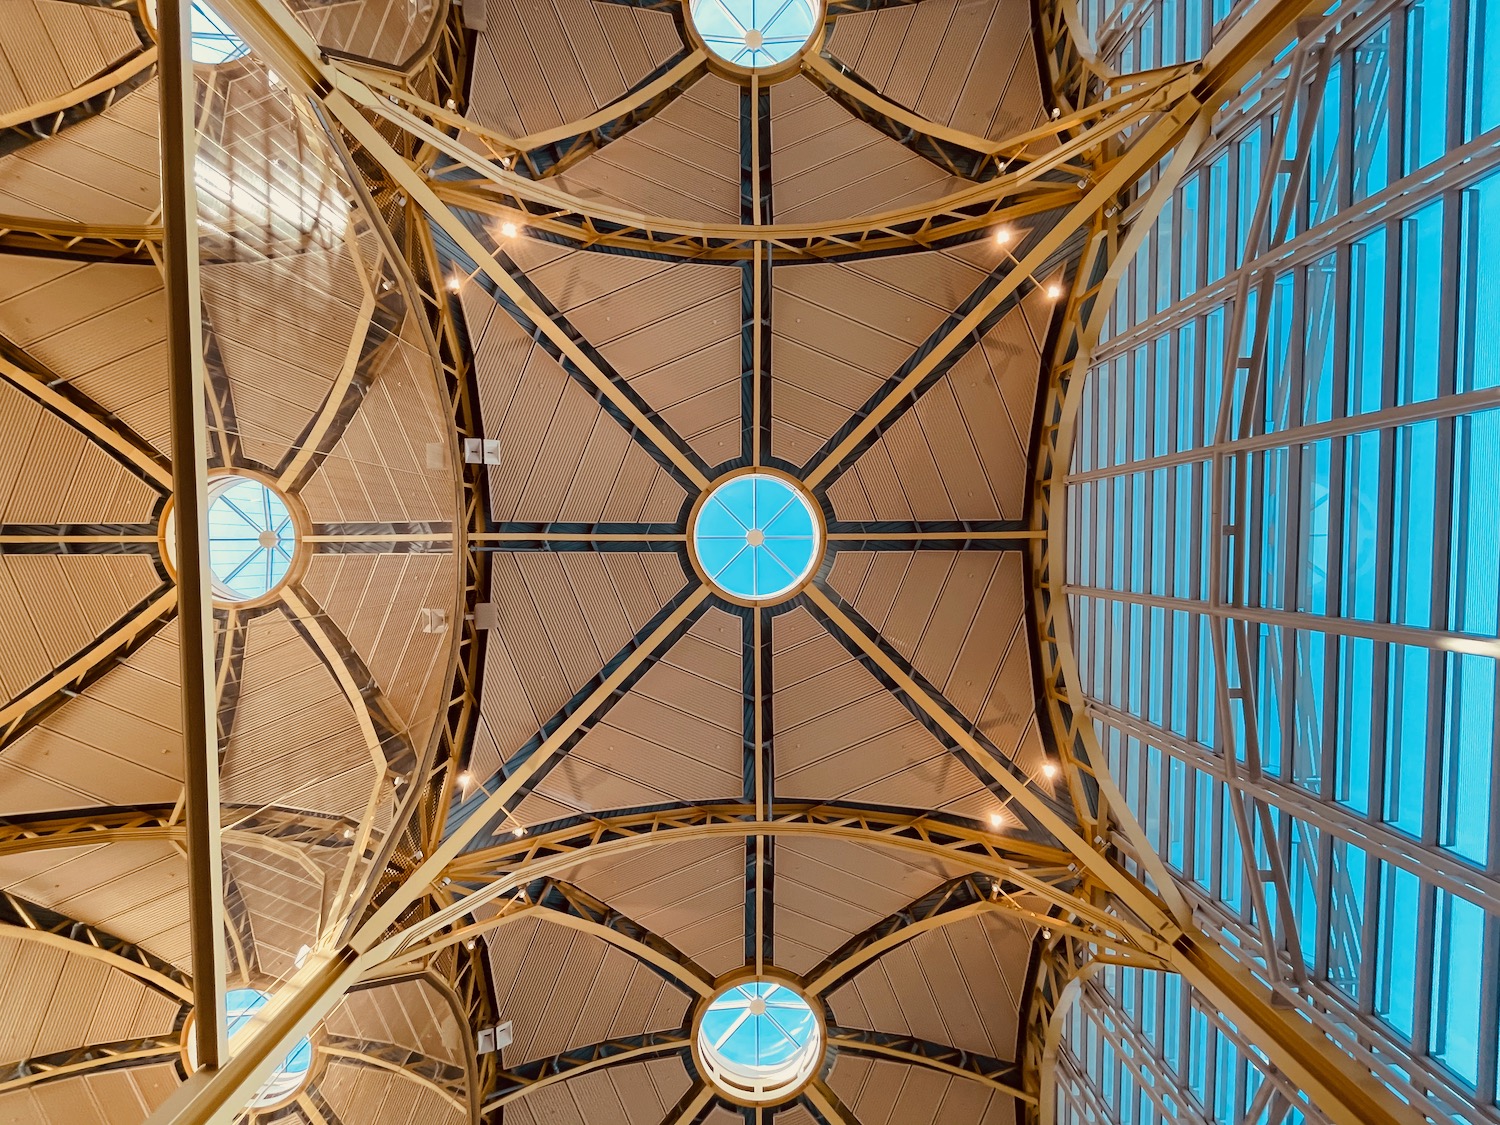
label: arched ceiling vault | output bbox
[0,1,1428,1125]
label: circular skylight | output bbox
[688,0,822,69]
[185,989,313,1108]
[189,1,249,64]
[697,980,822,1104]
[692,474,821,602]
[206,476,297,601]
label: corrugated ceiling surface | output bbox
[827,1055,1015,1125]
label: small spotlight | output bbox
[993,226,1014,246]
[465,938,477,950]
[512,825,526,838]
[446,275,462,293]
[989,812,1005,829]
[445,98,457,111]
[342,827,354,840]
[499,221,519,238]
[457,770,471,788]
[1042,761,1060,780]
[1045,282,1063,300]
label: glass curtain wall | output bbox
[1061,0,1500,1120]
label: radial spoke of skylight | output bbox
[689,0,821,69]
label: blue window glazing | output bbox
[694,475,820,601]
[207,477,296,601]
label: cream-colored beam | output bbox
[159,0,226,1068]
[0,46,158,130]
[826,1032,1032,1104]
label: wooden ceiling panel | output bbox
[0,1059,179,1125]
[326,976,467,1068]
[562,835,745,979]
[775,1105,818,1125]
[827,910,1033,1060]
[826,1055,1015,1125]
[770,251,990,466]
[769,75,971,226]
[771,606,989,816]
[772,838,971,976]
[825,299,1043,522]
[826,0,1049,141]
[291,0,443,70]
[827,551,1043,768]
[221,609,382,823]
[0,552,161,719]
[466,0,682,138]
[0,379,159,525]
[0,78,158,226]
[0,256,169,457]
[528,606,742,818]
[469,551,686,788]
[201,244,366,471]
[318,1057,468,1125]
[0,0,141,121]
[0,933,180,1066]
[225,839,326,985]
[0,619,179,817]
[483,914,690,1066]
[520,243,742,468]
[461,290,687,525]
[499,1057,694,1125]
[298,551,458,741]
[554,74,742,223]
[298,316,457,525]
[0,842,191,968]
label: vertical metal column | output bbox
[158,0,229,1071]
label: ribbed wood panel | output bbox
[298,551,457,740]
[0,934,179,1064]
[826,1055,1015,1125]
[500,1057,694,1125]
[0,79,159,225]
[469,551,686,787]
[701,1106,743,1125]
[326,976,467,1066]
[461,289,687,525]
[0,1059,179,1125]
[555,74,741,224]
[0,841,191,967]
[0,620,180,817]
[0,379,158,525]
[0,0,140,120]
[827,910,1033,1059]
[771,251,993,465]
[225,839,325,985]
[826,551,1043,770]
[483,914,691,1066]
[561,836,745,978]
[299,314,456,524]
[0,553,160,714]
[775,1105,819,1125]
[291,0,442,69]
[201,244,365,470]
[771,606,988,815]
[769,75,970,226]
[467,0,681,137]
[319,1058,468,1125]
[221,609,382,822]
[525,606,742,820]
[826,0,1049,141]
[772,838,970,977]
[0,255,170,456]
[509,236,742,467]
[826,297,1045,521]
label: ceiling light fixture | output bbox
[499,221,518,238]
[993,226,1014,245]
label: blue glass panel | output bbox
[1327,839,1366,1000]
[207,478,295,601]
[701,982,817,1067]
[1429,890,1485,1085]
[1398,202,1444,405]
[688,0,819,67]
[1403,0,1451,175]
[1352,22,1391,201]
[190,1,249,64]
[1459,172,1500,392]
[1375,862,1420,1038]
[695,475,819,600]
[223,988,312,1085]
